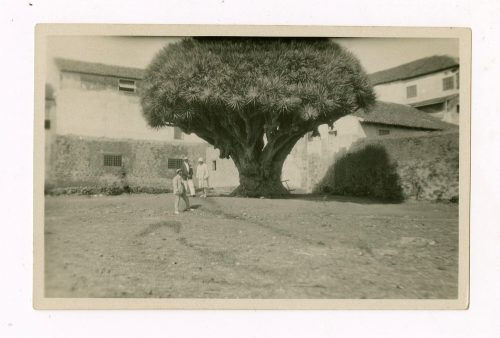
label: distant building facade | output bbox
[45,59,210,191]
[45,57,459,194]
[282,101,457,191]
[369,55,460,124]
[279,56,461,192]
[203,101,458,193]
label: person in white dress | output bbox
[196,157,210,198]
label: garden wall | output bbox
[313,131,459,201]
[46,135,207,193]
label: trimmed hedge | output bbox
[45,186,171,196]
[315,144,404,202]
[45,172,172,196]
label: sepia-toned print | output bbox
[34,25,470,309]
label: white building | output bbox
[44,57,459,193]
[369,55,460,124]
[49,58,205,142]
[45,59,209,190]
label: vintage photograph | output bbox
[34,26,470,309]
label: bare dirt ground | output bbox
[44,193,458,299]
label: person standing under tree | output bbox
[172,168,191,214]
[181,156,196,197]
[180,156,191,195]
[196,157,210,198]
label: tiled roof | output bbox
[410,93,459,108]
[55,58,145,80]
[353,101,457,130]
[369,55,459,86]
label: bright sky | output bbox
[46,36,458,81]
[332,38,458,73]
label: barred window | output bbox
[442,76,454,90]
[406,85,417,98]
[118,79,136,93]
[168,158,183,169]
[104,154,122,167]
[378,129,390,136]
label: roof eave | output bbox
[370,65,459,86]
[409,93,459,108]
[59,69,144,80]
[55,58,145,80]
[359,120,442,131]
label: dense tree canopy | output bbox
[141,37,375,196]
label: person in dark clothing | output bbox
[181,156,196,196]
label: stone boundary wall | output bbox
[46,135,207,191]
[311,131,459,201]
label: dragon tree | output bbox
[141,37,375,197]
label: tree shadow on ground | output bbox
[210,192,393,204]
[283,193,399,205]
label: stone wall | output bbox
[282,118,440,191]
[48,131,459,201]
[349,131,459,200]
[312,131,459,201]
[47,135,207,190]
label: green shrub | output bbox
[44,173,171,196]
[130,186,170,194]
[97,174,123,195]
[316,145,404,202]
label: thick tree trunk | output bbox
[231,167,289,197]
[229,134,303,197]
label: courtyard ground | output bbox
[44,193,458,299]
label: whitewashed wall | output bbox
[374,69,459,106]
[55,71,205,143]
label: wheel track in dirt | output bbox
[198,198,344,249]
